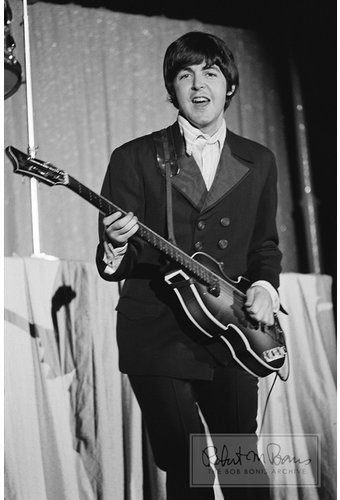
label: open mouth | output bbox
[192,96,210,104]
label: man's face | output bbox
[173,61,227,135]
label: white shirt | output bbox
[177,114,226,190]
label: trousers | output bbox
[129,362,271,500]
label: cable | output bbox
[258,372,279,436]
[278,350,290,382]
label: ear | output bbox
[226,85,236,97]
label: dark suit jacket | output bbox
[96,122,282,379]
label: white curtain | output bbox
[258,273,336,500]
[4,259,336,500]
[5,0,297,270]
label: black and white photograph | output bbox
[4,1,336,499]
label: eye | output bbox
[178,72,191,80]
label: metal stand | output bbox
[22,0,41,255]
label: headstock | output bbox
[5,146,69,186]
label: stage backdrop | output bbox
[4,0,298,270]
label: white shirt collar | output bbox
[177,114,227,156]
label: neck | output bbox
[179,113,225,137]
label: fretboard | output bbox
[67,175,219,288]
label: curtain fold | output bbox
[5,257,143,500]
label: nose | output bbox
[192,73,205,90]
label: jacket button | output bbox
[194,241,203,251]
[197,220,206,230]
[218,239,228,249]
[220,217,230,227]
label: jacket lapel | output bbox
[167,122,252,212]
[202,139,251,211]
[169,123,208,210]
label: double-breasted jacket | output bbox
[96,122,282,380]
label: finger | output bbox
[103,211,123,228]
[106,218,138,243]
[246,294,267,319]
[104,212,136,235]
[246,299,263,317]
[110,212,137,232]
[123,223,139,239]
[250,306,274,326]
[106,218,139,245]
[115,214,138,235]
[244,287,255,307]
[262,309,275,326]
[265,315,274,326]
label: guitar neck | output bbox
[67,175,217,288]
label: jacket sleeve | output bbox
[246,150,282,289]
[96,144,146,282]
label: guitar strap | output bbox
[152,127,180,246]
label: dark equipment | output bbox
[4,0,22,99]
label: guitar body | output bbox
[165,252,287,378]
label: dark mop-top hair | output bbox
[163,31,239,110]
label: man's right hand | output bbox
[103,211,139,247]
